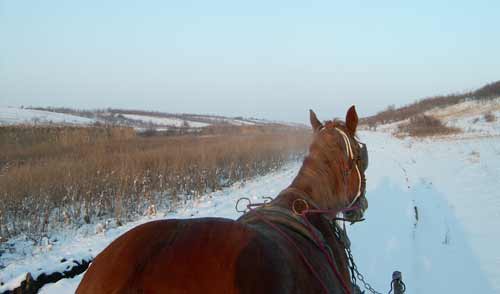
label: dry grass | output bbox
[0,125,310,242]
[397,115,461,137]
[484,112,496,122]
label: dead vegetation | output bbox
[397,115,461,137]
[484,112,496,122]
[0,125,310,242]
[361,80,500,128]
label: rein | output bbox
[296,206,356,294]
[249,209,332,294]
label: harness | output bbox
[237,189,358,294]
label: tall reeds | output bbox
[0,125,310,242]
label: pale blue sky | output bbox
[1,0,499,122]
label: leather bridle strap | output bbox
[333,128,363,208]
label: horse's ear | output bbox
[345,105,358,135]
[309,109,323,132]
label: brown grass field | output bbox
[0,125,310,242]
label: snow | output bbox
[349,132,499,293]
[2,130,500,293]
[226,119,256,126]
[426,97,500,137]
[372,97,500,138]
[120,114,210,128]
[0,107,95,125]
[426,97,500,121]
[39,274,84,294]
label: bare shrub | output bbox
[397,115,461,137]
[484,112,496,122]
[0,125,310,242]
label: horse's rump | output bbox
[77,217,331,294]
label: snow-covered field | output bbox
[120,114,210,128]
[0,107,95,125]
[0,107,289,129]
[2,129,500,293]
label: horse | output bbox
[76,106,369,294]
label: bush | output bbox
[397,115,461,137]
[484,112,496,122]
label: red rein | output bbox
[299,208,353,294]
[249,204,358,294]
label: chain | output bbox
[344,242,384,294]
[333,222,405,294]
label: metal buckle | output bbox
[292,198,310,215]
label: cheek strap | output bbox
[334,128,362,208]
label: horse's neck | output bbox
[284,155,345,211]
[269,152,352,284]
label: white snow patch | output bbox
[0,107,95,125]
[120,114,209,128]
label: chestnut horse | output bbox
[77,106,369,294]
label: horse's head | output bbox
[308,106,368,221]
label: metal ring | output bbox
[235,197,251,213]
[292,198,309,215]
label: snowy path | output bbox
[349,132,498,293]
[3,131,500,293]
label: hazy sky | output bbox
[1,1,499,123]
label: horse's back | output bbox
[76,217,288,294]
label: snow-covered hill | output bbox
[0,106,302,130]
[371,97,500,139]
[119,113,210,128]
[426,97,500,136]
[0,107,96,126]
[2,128,499,293]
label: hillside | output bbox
[362,80,500,128]
[361,81,500,138]
[0,107,303,133]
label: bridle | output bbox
[319,126,368,209]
